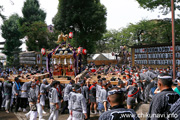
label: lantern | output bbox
[82,49,87,55]
[78,47,83,54]
[69,32,73,39]
[41,48,46,55]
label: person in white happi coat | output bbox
[67,83,87,120]
[11,77,21,112]
[48,81,59,120]
[20,79,33,112]
[25,83,39,120]
[61,80,75,114]
[3,76,12,113]
[39,79,52,115]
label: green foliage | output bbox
[97,19,180,52]
[95,33,110,53]
[47,29,59,50]
[96,29,121,53]
[1,14,22,65]
[119,19,175,45]
[127,19,180,44]
[19,0,48,51]
[19,0,46,25]
[96,29,135,53]
[136,0,179,15]
[53,0,107,55]
[20,21,49,51]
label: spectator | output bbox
[99,87,139,120]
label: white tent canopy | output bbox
[88,53,117,60]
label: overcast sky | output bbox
[0,0,173,50]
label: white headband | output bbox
[177,80,180,83]
[158,75,172,79]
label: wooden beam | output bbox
[0,71,122,85]
[0,77,119,85]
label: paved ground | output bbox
[0,103,150,120]
[0,108,99,120]
[135,103,150,120]
[0,110,18,120]
[13,111,99,120]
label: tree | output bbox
[1,14,22,65]
[96,29,121,53]
[118,20,171,45]
[95,32,110,53]
[136,0,180,15]
[118,19,180,45]
[97,19,180,53]
[96,29,135,53]
[20,21,49,51]
[19,0,47,51]
[53,0,107,59]
[19,0,46,24]
[47,29,60,50]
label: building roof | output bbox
[89,53,116,60]
[92,54,100,60]
[129,42,180,48]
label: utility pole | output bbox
[171,0,176,80]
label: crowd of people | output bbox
[0,64,180,120]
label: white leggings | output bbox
[30,111,38,120]
[48,109,59,120]
[37,103,43,120]
[5,99,10,110]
